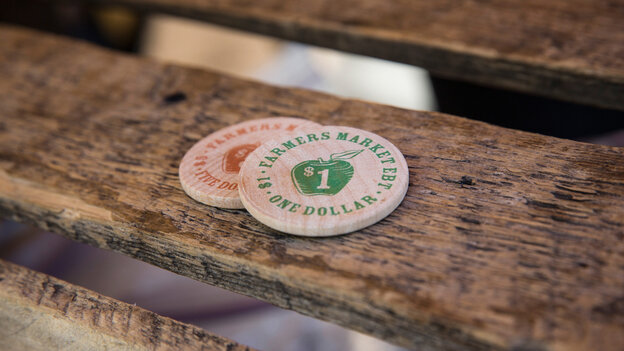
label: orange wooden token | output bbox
[179,117,321,209]
[239,126,409,236]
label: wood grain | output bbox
[1,25,623,350]
[86,0,624,111]
[0,259,255,350]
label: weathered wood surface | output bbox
[87,0,624,111]
[1,25,624,350]
[0,259,255,350]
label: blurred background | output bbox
[1,2,623,350]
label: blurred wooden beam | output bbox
[0,259,255,350]
[85,0,624,111]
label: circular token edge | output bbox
[238,125,409,236]
[179,117,322,209]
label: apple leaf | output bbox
[330,149,365,161]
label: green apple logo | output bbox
[291,149,364,196]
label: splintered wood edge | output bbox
[0,259,255,351]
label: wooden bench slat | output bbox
[1,25,623,350]
[86,0,624,111]
[0,259,255,350]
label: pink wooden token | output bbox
[179,117,321,209]
[238,126,409,236]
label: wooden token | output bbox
[239,126,409,236]
[179,117,322,209]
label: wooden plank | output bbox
[0,259,255,350]
[1,25,623,350]
[85,0,624,111]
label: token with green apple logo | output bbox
[238,126,409,237]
